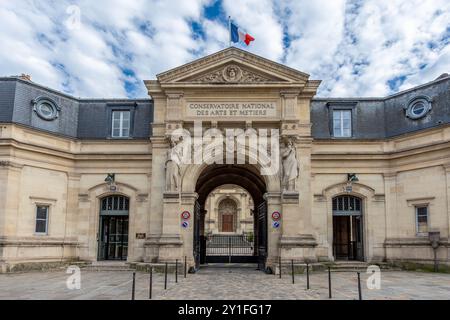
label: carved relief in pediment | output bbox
[184,64,280,84]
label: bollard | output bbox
[164,262,168,290]
[184,256,187,279]
[175,259,178,283]
[131,272,136,301]
[306,263,310,290]
[357,272,362,300]
[228,237,232,264]
[279,257,282,279]
[291,260,295,284]
[149,267,153,300]
[328,267,332,299]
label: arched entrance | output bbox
[332,195,364,261]
[98,195,130,261]
[193,164,268,269]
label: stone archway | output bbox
[190,164,269,268]
[321,182,385,262]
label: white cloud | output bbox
[0,0,448,98]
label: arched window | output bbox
[101,195,129,215]
[218,199,237,233]
[332,195,361,216]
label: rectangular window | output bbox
[333,110,352,138]
[416,206,429,235]
[35,206,49,234]
[112,110,131,138]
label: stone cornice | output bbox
[156,48,311,84]
[154,47,309,87]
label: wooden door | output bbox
[333,216,350,260]
[222,214,234,232]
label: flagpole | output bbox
[228,16,231,47]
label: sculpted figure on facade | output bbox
[281,138,299,192]
[223,65,242,82]
[165,138,183,192]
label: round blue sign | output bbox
[272,221,281,229]
[181,221,189,229]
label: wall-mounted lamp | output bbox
[347,174,359,183]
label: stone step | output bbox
[81,261,135,272]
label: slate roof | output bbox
[0,77,153,139]
[0,74,449,140]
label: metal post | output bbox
[184,256,187,278]
[164,262,168,290]
[306,263,310,290]
[149,267,153,300]
[433,248,439,272]
[328,267,332,299]
[175,259,178,283]
[279,257,282,279]
[291,260,295,284]
[228,237,232,264]
[357,272,362,300]
[131,272,136,300]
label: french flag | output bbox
[230,21,255,46]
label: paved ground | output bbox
[0,265,449,300]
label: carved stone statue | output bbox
[281,138,299,191]
[165,139,182,192]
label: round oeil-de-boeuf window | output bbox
[32,97,60,121]
[405,96,432,120]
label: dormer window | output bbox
[112,110,131,138]
[405,96,432,120]
[333,110,352,138]
[32,97,60,121]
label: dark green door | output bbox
[99,216,129,261]
[98,195,130,261]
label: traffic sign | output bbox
[181,211,191,220]
[272,211,281,221]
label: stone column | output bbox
[180,192,198,266]
[64,173,81,260]
[383,172,397,261]
[279,138,317,262]
[265,192,282,268]
[144,135,167,262]
[157,192,183,262]
[0,162,22,272]
[0,162,23,238]
[444,164,450,262]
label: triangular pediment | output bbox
[156,47,310,85]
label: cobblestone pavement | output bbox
[0,265,449,300]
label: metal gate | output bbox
[256,201,268,270]
[205,234,256,263]
[194,200,268,267]
[193,201,201,269]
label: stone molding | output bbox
[156,48,311,84]
[279,235,317,248]
[384,238,448,247]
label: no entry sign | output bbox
[181,211,191,220]
[272,211,281,221]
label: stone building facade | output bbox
[0,48,449,272]
[204,185,254,235]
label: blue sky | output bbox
[0,0,449,98]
